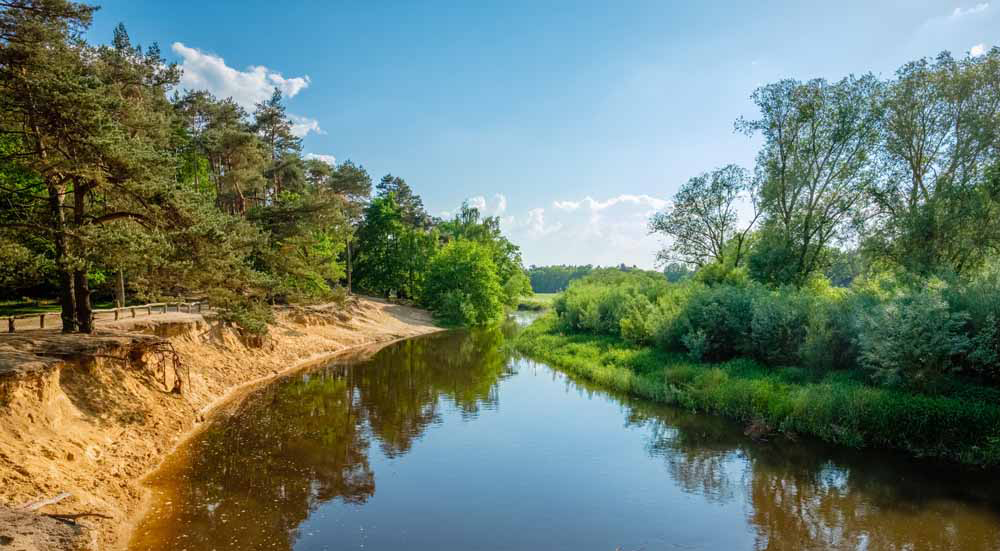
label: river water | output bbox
[130,319,1000,550]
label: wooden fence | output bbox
[6,301,207,333]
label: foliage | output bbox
[737,76,883,286]
[517,314,1000,466]
[527,264,593,293]
[649,164,758,268]
[866,50,1000,276]
[0,2,519,334]
[422,240,504,326]
[858,282,970,388]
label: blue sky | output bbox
[86,1,998,268]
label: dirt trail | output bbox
[0,297,440,550]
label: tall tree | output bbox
[376,173,429,227]
[738,76,883,286]
[649,164,759,269]
[1,0,101,330]
[866,49,1000,276]
[253,88,302,199]
[174,90,267,215]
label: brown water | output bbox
[130,321,1000,551]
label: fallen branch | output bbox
[18,492,71,512]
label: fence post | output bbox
[147,306,151,316]
[114,309,119,321]
[7,317,13,333]
[131,307,136,318]
[39,314,45,329]
[197,302,202,313]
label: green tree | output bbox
[866,50,1000,276]
[423,240,504,326]
[253,88,302,199]
[739,76,883,286]
[649,164,759,268]
[375,173,430,227]
[353,194,407,297]
[439,202,530,306]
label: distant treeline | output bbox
[527,265,593,293]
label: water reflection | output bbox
[612,390,1000,550]
[131,323,1000,551]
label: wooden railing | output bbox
[6,301,207,333]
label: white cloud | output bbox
[468,196,487,211]
[437,193,670,268]
[171,42,323,138]
[289,114,324,137]
[497,194,671,269]
[970,43,988,56]
[172,42,311,110]
[494,193,507,215]
[453,194,507,217]
[950,3,990,20]
[553,199,581,211]
[552,194,668,212]
[304,153,336,165]
[522,208,562,237]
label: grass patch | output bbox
[516,314,1000,466]
[0,299,118,316]
[517,292,560,311]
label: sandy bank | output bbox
[0,297,440,550]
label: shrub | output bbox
[945,271,1000,382]
[858,283,971,388]
[748,290,810,366]
[422,240,504,326]
[676,284,759,361]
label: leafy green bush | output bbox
[676,284,758,361]
[422,240,504,326]
[943,270,1000,383]
[556,269,670,336]
[858,282,971,388]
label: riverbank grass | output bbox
[516,314,1000,466]
[517,293,560,311]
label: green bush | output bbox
[676,284,758,361]
[858,282,971,388]
[422,240,504,326]
[945,271,1000,382]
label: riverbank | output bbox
[0,297,441,550]
[516,314,1000,467]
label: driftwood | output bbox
[18,492,72,512]
[44,512,113,523]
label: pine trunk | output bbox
[73,182,93,333]
[48,183,76,333]
[115,269,126,308]
[73,269,93,333]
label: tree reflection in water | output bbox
[131,328,513,550]
[132,324,1000,551]
[613,390,1000,551]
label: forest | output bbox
[0,1,530,332]
[520,47,1000,465]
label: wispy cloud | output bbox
[970,43,988,56]
[289,114,324,138]
[552,194,668,212]
[950,3,990,20]
[489,193,670,268]
[304,153,336,165]
[171,42,323,137]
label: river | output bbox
[129,318,1000,550]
